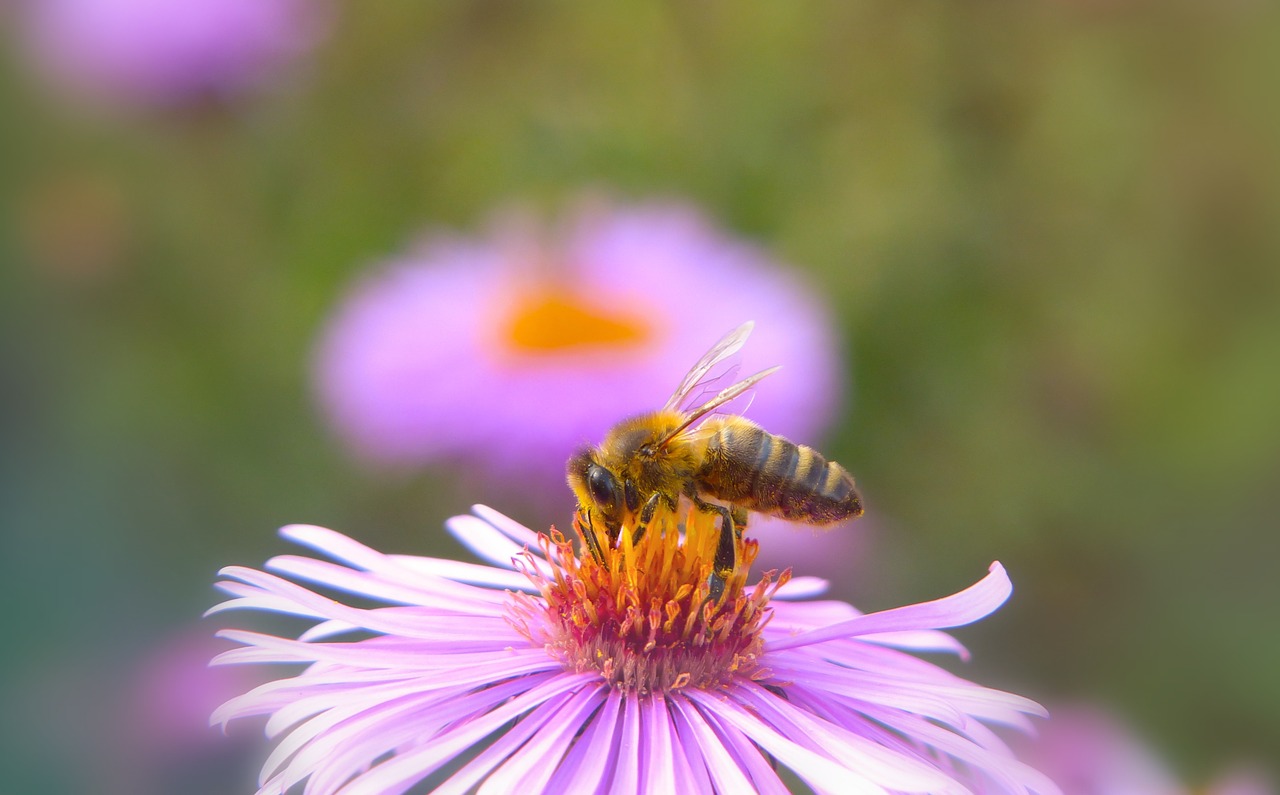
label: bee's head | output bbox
[567,446,638,540]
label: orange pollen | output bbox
[508,506,788,695]
[503,293,650,354]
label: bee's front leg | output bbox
[730,505,748,539]
[630,493,666,546]
[577,507,606,565]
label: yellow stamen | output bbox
[511,503,788,695]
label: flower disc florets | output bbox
[510,506,786,694]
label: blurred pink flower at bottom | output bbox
[114,630,262,795]
[128,630,250,746]
[1030,705,1276,795]
[1208,768,1277,795]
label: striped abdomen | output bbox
[697,419,863,525]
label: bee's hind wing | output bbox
[658,365,781,448]
[662,322,755,414]
[685,366,781,423]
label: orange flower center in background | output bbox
[504,293,651,354]
[511,506,785,694]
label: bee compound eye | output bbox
[586,466,620,511]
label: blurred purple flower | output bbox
[130,631,246,749]
[314,200,843,492]
[1029,705,1275,795]
[750,510,877,580]
[116,631,263,795]
[210,505,1056,794]
[1210,768,1277,795]
[1029,706,1184,795]
[18,0,329,105]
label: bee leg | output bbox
[730,506,749,540]
[630,493,663,546]
[578,508,606,564]
[693,497,736,603]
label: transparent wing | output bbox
[662,322,755,414]
[657,365,781,448]
[675,361,743,420]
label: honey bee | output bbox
[567,322,863,598]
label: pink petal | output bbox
[444,515,552,576]
[386,555,536,591]
[697,707,791,795]
[474,683,607,795]
[330,673,595,795]
[766,575,830,600]
[670,705,716,793]
[470,504,543,548]
[704,683,968,794]
[542,686,625,795]
[639,695,678,794]
[265,556,509,612]
[670,697,757,794]
[767,562,1011,652]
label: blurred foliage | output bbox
[2,1,1279,791]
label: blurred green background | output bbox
[2,2,1278,792]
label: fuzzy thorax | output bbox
[509,505,787,695]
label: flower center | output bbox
[503,292,651,354]
[510,506,787,695]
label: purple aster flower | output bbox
[17,0,329,105]
[210,504,1057,794]
[313,200,843,495]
